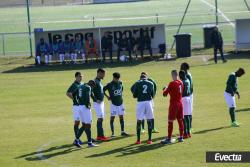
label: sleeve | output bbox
[67,84,74,93]
[131,83,137,98]
[91,87,97,101]
[163,83,171,96]
[151,83,155,98]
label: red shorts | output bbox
[168,102,184,121]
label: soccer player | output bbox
[35,38,50,65]
[131,74,155,144]
[103,72,129,137]
[161,70,184,144]
[75,80,99,147]
[180,62,194,132]
[224,68,245,127]
[179,70,192,138]
[92,68,109,141]
[66,72,83,146]
[140,72,159,133]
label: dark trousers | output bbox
[214,46,225,63]
[117,47,132,60]
[139,45,153,58]
[102,47,112,61]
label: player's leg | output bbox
[183,115,188,138]
[141,119,145,133]
[145,100,154,144]
[72,106,82,146]
[224,92,239,126]
[161,105,175,144]
[119,105,128,136]
[110,116,115,137]
[94,102,108,140]
[219,46,227,62]
[135,102,145,144]
[177,103,184,142]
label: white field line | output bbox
[200,0,235,28]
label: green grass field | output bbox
[0,51,250,167]
[0,0,250,54]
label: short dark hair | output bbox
[140,74,147,79]
[179,70,186,80]
[238,68,245,75]
[181,62,190,71]
[88,80,96,87]
[113,72,120,79]
[97,68,105,73]
[75,72,81,77]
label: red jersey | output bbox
[163,79,184,105]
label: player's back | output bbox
[164,80,183,104]
[133,79,154,102]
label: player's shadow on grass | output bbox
[193,126,231,135]
[86,136,179,158]
[2,58,156,74]
[15,143,82,161]
[236,107,250,112]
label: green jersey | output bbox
[67,81,81,106]
[103,81,123,106]
[92,78,104,102]
[181,77,191,97]
[148,78,157,97]
[225,73,238,95]
[186,72,193,94]
[131,79,154,102]
[78,83,91,108]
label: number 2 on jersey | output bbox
[143,85,148,94]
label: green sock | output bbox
[147,120,152,141]
[76,126,85,139]
[229,107,236,123]
[74,125,79,139]
[136,121,141,141]
[110,119,114,134]
[119,118,124,132]
[141,120,145,129]
[187,115,191,134]
[85,128,92,143]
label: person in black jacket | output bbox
[126,33,136,61]
[137,31,153,59]
[101,32,113,62]
[117,34,128,61]
[211,27,227,63]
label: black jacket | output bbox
[101,36,113,49]
[211,30,223,47]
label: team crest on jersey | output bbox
[114,87,122,96]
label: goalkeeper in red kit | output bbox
[161,70,184,144]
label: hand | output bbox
[107,97,111,101]
[97,100,102,104]
[237,93,240,99]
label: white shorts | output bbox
[182,96,192,115]
[110,103,125,116]
[189,93,193,114]
[93,102,105,118]
[224,92,236,108]
[72,105,81,121]
[151,99,155,108]
[79,105,92,124]
[136,100,154,120]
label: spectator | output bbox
[101,32,113,62]
[117,34,128,61]
[75,35,86,64]
[211,27,227,64]
[52,40,59,62]
[35,38,50,65]
[137,31,153,59]
[85,35,99,63]
[58,40,65,64]
[70,39,77,64]
[126,33,136,61]
[64,37,71,63]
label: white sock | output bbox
[36,56,41,65]
[82,53,86,63]
[45,55,49,64]
[49,55,52,62]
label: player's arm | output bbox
[103,84,111,100]
[66,85,74,100]
[130,83,137,98]
[163,83,171,97]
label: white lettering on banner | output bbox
[215,153,242,162]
